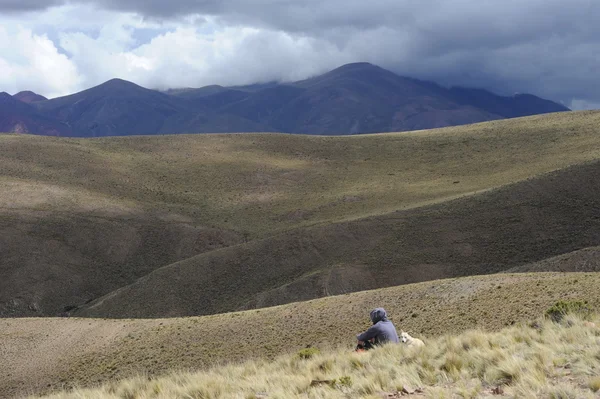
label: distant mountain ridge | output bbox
[1,63,569,137]
[0,92,71,136]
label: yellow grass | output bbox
[32,314,600,399]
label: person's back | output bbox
[356,308,399,347]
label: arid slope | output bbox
[506,245,600,273]
[79,159,600,318]
[2,111,600,317]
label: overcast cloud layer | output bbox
[0,0,599,109]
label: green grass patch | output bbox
[545,300,593,322]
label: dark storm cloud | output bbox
[3,0,598,47]
[0,0,63,12]
[6,0,596,34]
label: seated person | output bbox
[356,307,399,350]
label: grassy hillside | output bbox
[506,245,600,273]
[4,111,600,236]
[31,314,600,399]
[2,110,600,317]
[79,159,600,318]
[2,272,600,398]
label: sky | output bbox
[0,0,599,110]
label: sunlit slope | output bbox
[79,159,600,318]
[2,111,600,237]
[2,273,599,398]
[2,110,600,317]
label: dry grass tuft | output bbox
[589,376,600,392]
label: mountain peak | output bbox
[13,91,48,103]
[335,62,377,69]
[329,62,380,74]
[79,78,158,99]
[0,92,17,103]
[98,78,141,89]
[295,62,399,90]
[316,62,406,84]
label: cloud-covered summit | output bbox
[0,0,598,109]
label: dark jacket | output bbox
[356,308,399,344]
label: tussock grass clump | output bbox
[545,300,593,322]
[296,347,320,359]
[589,376,600,392]
[33,314,600,399]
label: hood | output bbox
[370,308,388,324]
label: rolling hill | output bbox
[505,245,600,273]
[1,110,600,318]
[2,272,599,398]
[3,63,569,137]
[76,158,600,318]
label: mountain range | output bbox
[1,63,569,137]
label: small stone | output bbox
[401,386,415,394]
[492,386,504,395]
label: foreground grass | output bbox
[4,273,600,398]
[35,314,600,399]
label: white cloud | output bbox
[57,21,351,91]
[0,25,81,98]
[570,100,600,111]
